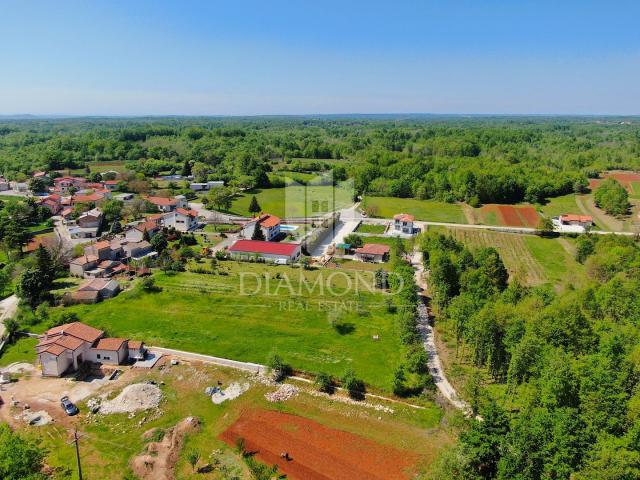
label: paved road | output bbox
[410,250,472,415]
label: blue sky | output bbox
[0,0,638,115]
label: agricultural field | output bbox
[588,170,640,198]
[362,196,467,224]
[5,359,446,480]
[470,204,540,228]
[64,264,406,392]
[229,186,353,218]
[444,228,584,287]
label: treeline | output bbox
[1,117,640,204]
[424,231,640,479]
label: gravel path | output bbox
[411,250,472,415]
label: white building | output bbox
[552,214,594,233]
[393,213,415,235]
[241,214,281,241]
[189,180,224,192]
[163,208,199,231]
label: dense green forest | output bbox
[1,116,639,204]
[424,231,640,479]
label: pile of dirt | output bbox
[99,383,162,414]
[211,382,250,404]
[265,383,299,402]
[15,409,52,426]
[131,416,200,480]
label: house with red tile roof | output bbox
[36,321,145,376]
[228,239,301,264]
[145,195,187,212]
[241,213,281,241]
[393,213,415,235]
[163,207,199,232]
[552,213,594,233]
[355,243,390,263]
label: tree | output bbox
[343,233,363,249]
[315,372,335,394]
[537,216,554,236]
[35,244,55,290]
[207,186,234,211]
[102,199,124,223]
[28,177,47,194]
[594,178,629,216]
[0,423,46,480]
[267,352,291,381]
[341,368,365,400]
[17,269,48,308]
[251,222,265,241]
[150,232,168,252]
[392,364,407,397]
[248,195,261,216]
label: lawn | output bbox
[0,336,37,366]
[229,186,353,218]
[524,236,586,287]
[362,196,467,224]
[538,194,580,218]
[355,223,387,234]
[64,263,405,391]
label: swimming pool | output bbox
[280,225,299,232]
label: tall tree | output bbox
[248,195,261,216]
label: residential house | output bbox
[84,240,115,260]
[125,220,162,242]
[393,213,415,235]
[122,240,154,260]
[552,214,594,233]
[102,180,119,191]
[70,278,120,303]
[241,214,281,241]
[38,194,62,215]
[69,208,103,238]
[12,182,28,192]
[69,254,99,277]
[0,178,10,191]
[54,176,85,193]
[163,208,199,232]
[72,192,106,205]
[355,243,390,263]
[36,321,144,376]
[228,239,302,264]
[146,195,187,213]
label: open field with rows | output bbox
[64,264,406,392]
[443,228,585,287]
[362,196,467,224]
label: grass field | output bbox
[229,186,353,218]
[539,194,581,218]
[444,228,584,287]
[0,337,38,366]
[355,223,387,234]
[64,264,405,391]
[362,196,467,224]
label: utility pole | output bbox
[67,428,83,480]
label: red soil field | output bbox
[220,409,418,480]
[482,205,540,228]
[589,171,640,192]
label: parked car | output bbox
[60,396,79,416]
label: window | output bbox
[96,354,101,359]
[103,356,111,361]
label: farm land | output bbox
[362,196,468,224]
[5,359,446,480]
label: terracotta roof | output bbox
[48,194,61,201]
[112,264,129,273]
[71,290,100,301]
[41,344,67,356]
[146,196,176,206]
[128,340,144,349]
[93,240,111,250]
[134,220,159,232]
[560,214,593,223]
[229,240,300,256]
[46,322,104,344]
[355,243,391,255]
[61,208,73,216]
[71,254,99,265]
[73,193,104,203]
[85,182,103,189]
[94,337,127,351]
[79,278,119,291]
[147,213,165,222]
[104,180,119,185]
[98,260,119,268]
[38,334,85,352]
[394,213,415,222]
[175,208,197,217]
[259,214,281,228]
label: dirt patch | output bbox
[590,171,640,192]
[210,382,250,404]
[131,416,200,480]
[480,205,540,228]
[15,409,53,426]
[220,409,419,480]
[99,383,162,414]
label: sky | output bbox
[0,0,639,116]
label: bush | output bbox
[594,178,629,215]
[267,352,291,381]
[315,372,335,394]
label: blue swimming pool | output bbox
[280,225,299,232]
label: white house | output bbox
[552,214,594,233]
[241,214,281,241]
[228,239,302,264]
[355,243,390,263]
[36,322,144,376]
[163,208,199,232]
[393,213,415,235]
[145,195,187,213]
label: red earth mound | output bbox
[482,205,540,228]
[220,409,418,480]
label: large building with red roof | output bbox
[228,239,302,264]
